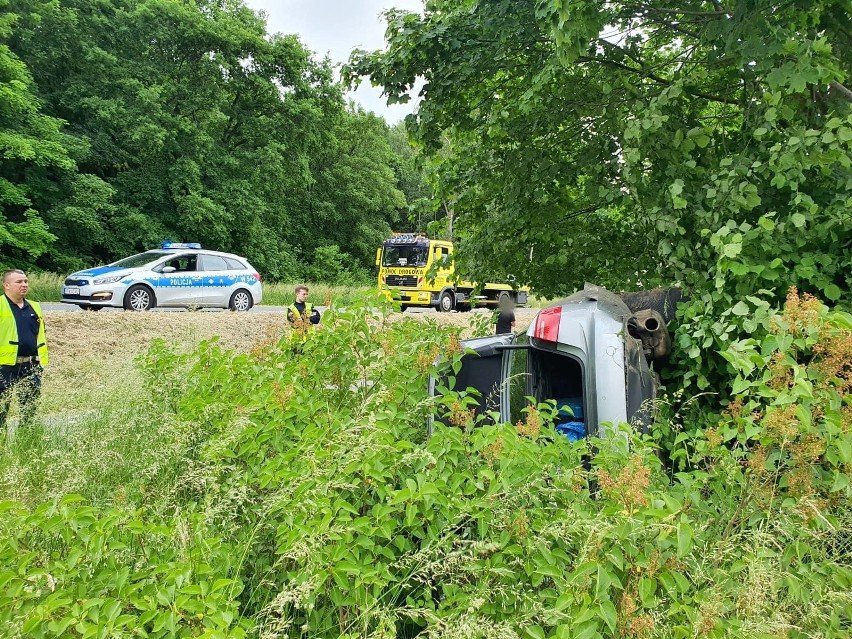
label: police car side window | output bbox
[201,255,229,271]
[224,257,244,270]
[162,254,198,272]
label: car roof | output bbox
[152,248,250,261]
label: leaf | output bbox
[824,284,841,301]
[677,520,694,557]
[731,301,750,316]
[524,625,546,639]
[594,600,615,633]
[791,213,807,228]
[639,577,657,606]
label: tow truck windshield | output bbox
[382,245,428,267]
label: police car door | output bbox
[429,333,516,430]
[197,254,231,307]
[157,253,203,306]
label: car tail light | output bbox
[253,272,262,281]
[534,306,561,342]
[417,277,423,286]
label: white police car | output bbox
[61,243,263,311]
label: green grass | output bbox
[260,282,373,307]
[26,272,65,303]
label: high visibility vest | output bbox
[0,298,49,366]
[287,302,314,323]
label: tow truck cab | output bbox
[430,284,679,438]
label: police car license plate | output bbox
[64,286,80,296]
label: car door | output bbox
[156,253,203,306]
[197,254,232,307]
[429,333,516,430]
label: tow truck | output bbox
[376,234,528,312]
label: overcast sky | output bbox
[244,0,424,123]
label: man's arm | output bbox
[310,308,321,324]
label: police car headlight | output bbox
[93,274,127,285]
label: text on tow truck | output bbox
[375,234,528,312]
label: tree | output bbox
[0,0,76,270]
[348,0,852,389]
[7,0,423,279]
[348,0,851,295]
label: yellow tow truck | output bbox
[376,234,528,312]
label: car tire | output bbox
[438,291,454,312]
[229,289,252,311]
[124,285,155,311]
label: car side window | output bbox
[163,254,198,272]
[201,255,229,271]
[224,257,245,270]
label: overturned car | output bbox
[431,284,681,439]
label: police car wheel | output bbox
[438,291,454,312]
[124,285,155,311]
[229,289,252,311]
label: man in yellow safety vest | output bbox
[1,269,49,432]
[287,284,321,326]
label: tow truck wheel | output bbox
[438,291,454,312]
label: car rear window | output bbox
[224,257,246,270]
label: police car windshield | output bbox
[382,246,428,267]
[110,251,170,268]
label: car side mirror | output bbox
[161,266,176,273]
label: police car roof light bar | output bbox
[162,242,202,249]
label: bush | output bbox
[1,290,849,637]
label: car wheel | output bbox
[124,285,155,311]
[229,289,252,311]
[438,291,454,312]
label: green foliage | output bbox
[2,0,426,280]
[0,0,73,270]
[300,245,372,286]
[0,497,247,638]
[2,295,849,637]
[347,0,852,311]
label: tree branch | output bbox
[830,80,852,102]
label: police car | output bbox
[61,243,263,311]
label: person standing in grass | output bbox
[287,284,321,326]
[495,295,516,335]
[0,270,48,432]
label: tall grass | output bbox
[260,281,373,307]
[26,272,65,302]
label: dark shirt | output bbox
[495,310,515,335]
[290,301,320,325]
[5,296,39,357]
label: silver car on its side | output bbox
[61,243,263,311]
